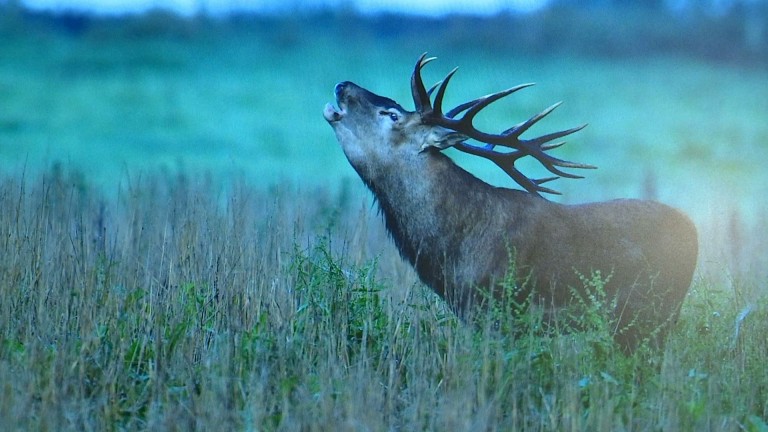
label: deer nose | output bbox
[335,81,362,98]
[335,82,350,98]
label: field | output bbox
[1,6,768,430]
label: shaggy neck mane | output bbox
[362,150,511,301]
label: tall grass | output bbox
[1,166,766,430]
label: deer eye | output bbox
[380,110,399,122]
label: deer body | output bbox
[324,57,697,352]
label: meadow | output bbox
[1,6,768,430]
[1,163,767,431]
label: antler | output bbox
[411,53,595,196]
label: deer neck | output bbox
[364,151,501,286]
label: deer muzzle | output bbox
[323,103,343,123]
[323,82,351,123]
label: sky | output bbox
[18,0,551,16]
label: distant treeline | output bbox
[1,1,766,66]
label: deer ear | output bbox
[420,129,468,152]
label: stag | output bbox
[323,54,698,352]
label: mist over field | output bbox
[1,1,768,430]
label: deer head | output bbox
[324,53,595,197]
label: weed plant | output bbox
[0,166,766,430]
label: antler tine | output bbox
[540,141,565,151]
[445,83,535,119]
[533,154,589,179]
[524,124,589,150]
[505,101,563,139]
[427,81,441,97]
[411,53,437,113]
[432,67,459,115]
[503,167,562,196]
[445,99,477,119]
[462,84,536,124]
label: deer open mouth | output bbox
[323,103,344,123]
[324,82,351,123]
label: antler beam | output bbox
[411,53,595,196]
